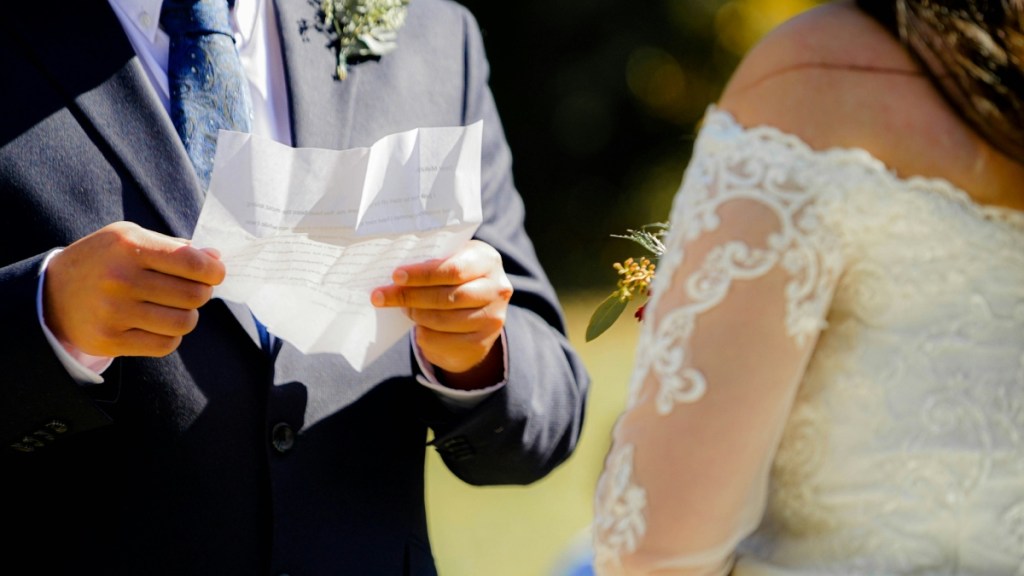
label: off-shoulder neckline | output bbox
[703,105,1024,229]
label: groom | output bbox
[0,0,589,574]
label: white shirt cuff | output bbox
[412,329,508,411]
[37,249,113,385]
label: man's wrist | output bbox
[434,338,505,391]
[412,329,508,410]
[37,249,112,384]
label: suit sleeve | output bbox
[0,253,113,454]
[422,6,591,485]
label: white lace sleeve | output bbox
[593,109,844,575]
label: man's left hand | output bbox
[371,240,513,389]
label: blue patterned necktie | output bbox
[162,0,272,353]
[161,0,252,190]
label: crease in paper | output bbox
[191,121,483,371]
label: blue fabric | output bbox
[162,0,271,352]
[254,311,272,352]
[161,0,251,189]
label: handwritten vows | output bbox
[191,122,483,370]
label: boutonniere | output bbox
[320,0,411,80]
[586,223,667,341]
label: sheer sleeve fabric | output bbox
[593,110,844,575]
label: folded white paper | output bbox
[191,122,483,370]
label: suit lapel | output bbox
[75,62,206,239]
[273,0,359,149]
[26,3,204,239]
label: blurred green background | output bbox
[426,1,822,575]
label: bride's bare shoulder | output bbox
[717,0,924,150]
[711,0,1022,203]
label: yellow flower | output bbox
[586,223,668,341]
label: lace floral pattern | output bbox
[593,444,647,572]
[595,106,1024,574]
[626,120,843,413]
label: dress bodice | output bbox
[594,107,1024,575]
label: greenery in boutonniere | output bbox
[586,223,668,342]
[320,0,410,80]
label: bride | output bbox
[593,0,1024,573]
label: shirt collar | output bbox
[110,0,163,42]
[108,0,259,44]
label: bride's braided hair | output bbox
[858,0,1024,164]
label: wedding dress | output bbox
[593,106,1024,575]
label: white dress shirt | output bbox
[36,0,505,407]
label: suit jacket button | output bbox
[46,420,68,434]
[271,423,295,453]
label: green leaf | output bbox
[586,293,628,342]
[611,222,669,257]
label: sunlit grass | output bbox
[426,292,641,576]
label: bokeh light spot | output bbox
[627,47,687,118]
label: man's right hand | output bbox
[44,221,226,358]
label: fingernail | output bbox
[393,270,409,285]
[370,290,385,307]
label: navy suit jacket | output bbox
[0,1,589,574]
